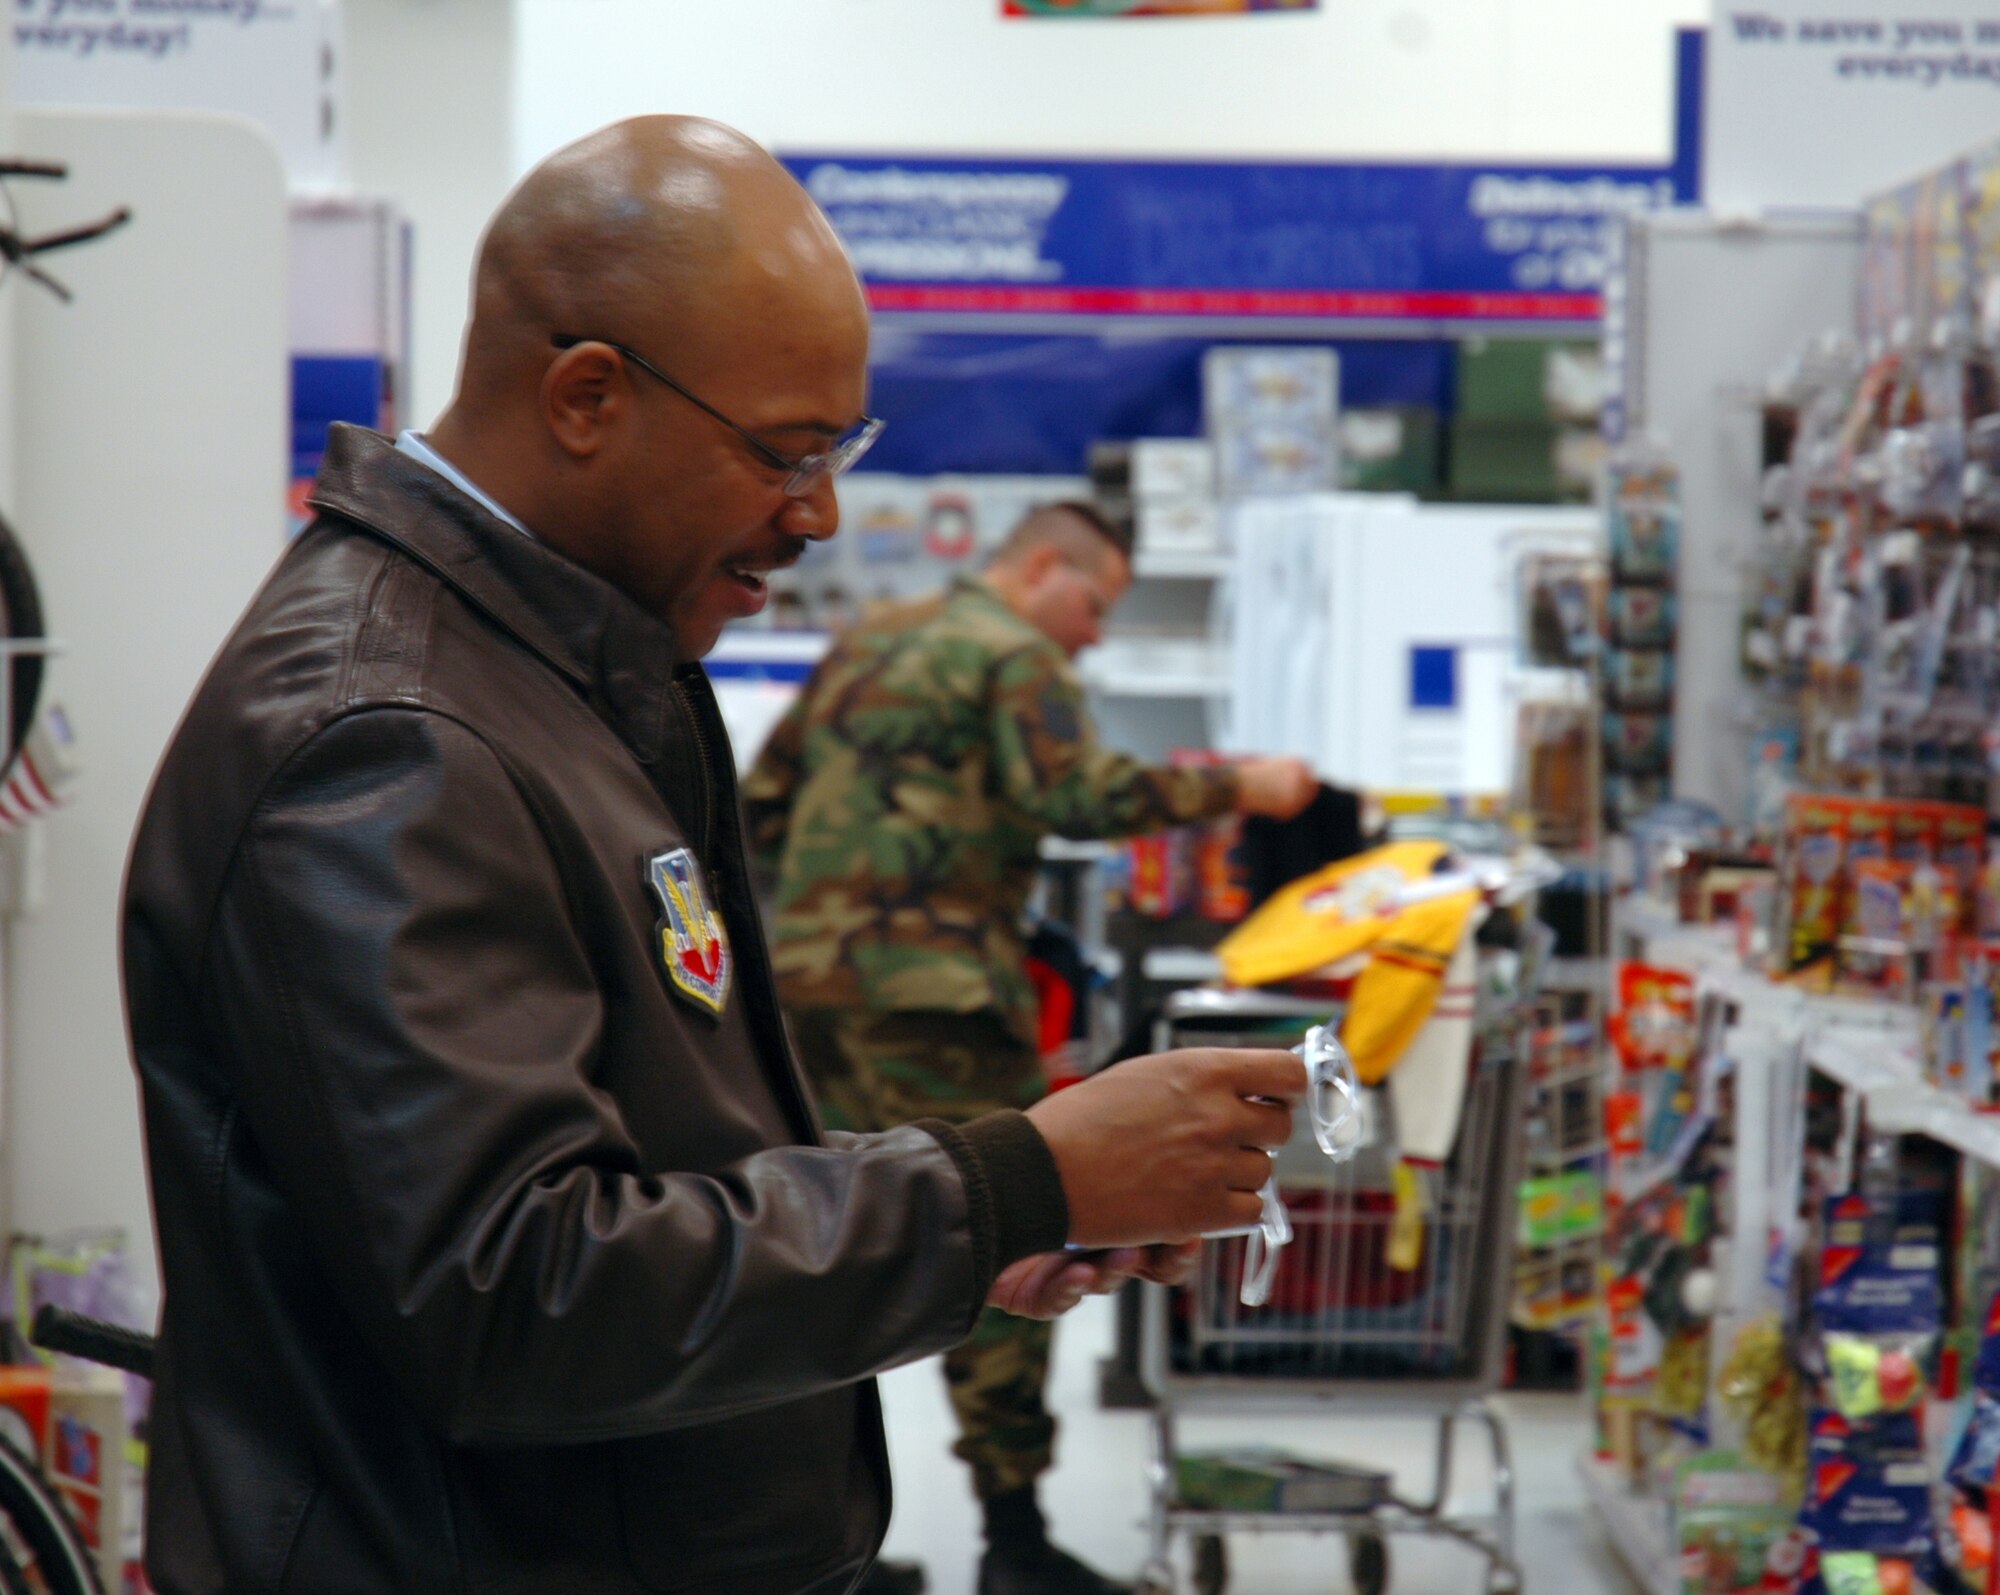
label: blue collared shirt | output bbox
[395,430,537,541]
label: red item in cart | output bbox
[1230,1189,1425,1314]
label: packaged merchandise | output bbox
[1612,965,1700,1074]
[1783,797,1854,974]
[1607,712,1674,778]
[1612,585,1678,649]
[1798,1410,1933,1559]
[1673,1452,1797,1595]
[1840,860,1914,996]
[1609,649,1677,712]
[1128,831,1194,918]
[1811,1195,1943,1422]
[1609,468,1681,583]
[1718,1318,1811,1485]
[1194,817,1250,922]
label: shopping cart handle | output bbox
[31,1305,156,1381]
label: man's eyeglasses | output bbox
[550,334,883,498]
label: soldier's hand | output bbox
[1235,757,1317,820]
[985,1240,1203,1320]
[1023,1048,1302,1247]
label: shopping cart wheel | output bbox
[1192,1533,1227,1595]
[1347,1530,1388,1595]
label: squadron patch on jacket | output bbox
[645,847,732,1015]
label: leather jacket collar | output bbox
[307,423,684,765]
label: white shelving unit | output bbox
[1577,1455,1676,1595]
[1585,900,1955,1594]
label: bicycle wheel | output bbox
[0,1433,100,1595]
[0,507,44,772]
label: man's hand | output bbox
[1235,757,1317,820]
[986,1242,1203,1320]
[1024,1048,1302,1247]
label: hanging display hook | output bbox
[0,159,133,303]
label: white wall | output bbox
[514,0,1707,171]
[8,110,288,1304]
[343,0,515,429]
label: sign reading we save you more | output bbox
[11,0,344,192]
[1707,0,2000,212]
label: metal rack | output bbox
[1132,984,1528,1595]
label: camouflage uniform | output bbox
[746,576,1236,1501]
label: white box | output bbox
[1130,439,1216,500]
[1203,346,1339,427]
[1214,419,1340,498]
[1136,498,1221,556]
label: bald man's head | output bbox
[426,116,873,660]
[457,116,861,409]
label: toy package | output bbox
[1783,797,1855,976]
[1809,1193,1943,1422]
[1795,1410,1938,1593]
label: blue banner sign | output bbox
[784,31,1701,332]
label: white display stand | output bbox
[1587,901,1965,1595]
[6,109,288,1304]
[1604,209,1864,827]
[1221,495,1599,793]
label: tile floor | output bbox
[874,1292,1637,1595]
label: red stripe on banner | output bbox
[16,750,54,810]
[864,284,1603,321]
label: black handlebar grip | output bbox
[30,1306,156,1381]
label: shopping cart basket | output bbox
[1135,985,1527,1595]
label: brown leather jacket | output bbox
[123,426,1069,1595]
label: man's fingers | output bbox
[1226,1149,1278,1192]
[1215,1189,1265,1231]
[1215,1047,1308,1105]
[1232,1095,1297,1150]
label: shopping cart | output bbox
[1135,984,1527,1595]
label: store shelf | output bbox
[1039,838,1116,864]
[1863,1084,2000,1167]
[1540,956,1610,994]
[1132,550,1232,580]
[1143,948,1226,984]
[1577,1454,1675,1595]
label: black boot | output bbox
[856,1558,926,1595]
[977,1488,1128,1595]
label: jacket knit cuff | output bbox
[913,1110,1071,1296]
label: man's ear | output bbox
[542,342,627,460]
[1019,542,1063,587]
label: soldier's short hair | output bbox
[991,500,1134,570]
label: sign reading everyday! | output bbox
[1707,0,2000,212]
[12,0,344,192]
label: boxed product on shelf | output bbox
[1202,346,1338,425]
[1212,418,1339,498]
[1774,794,1987,987]
[1670,1452,1798,1595]
[1135,497,1221,557]
[1129,438,1216,500]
